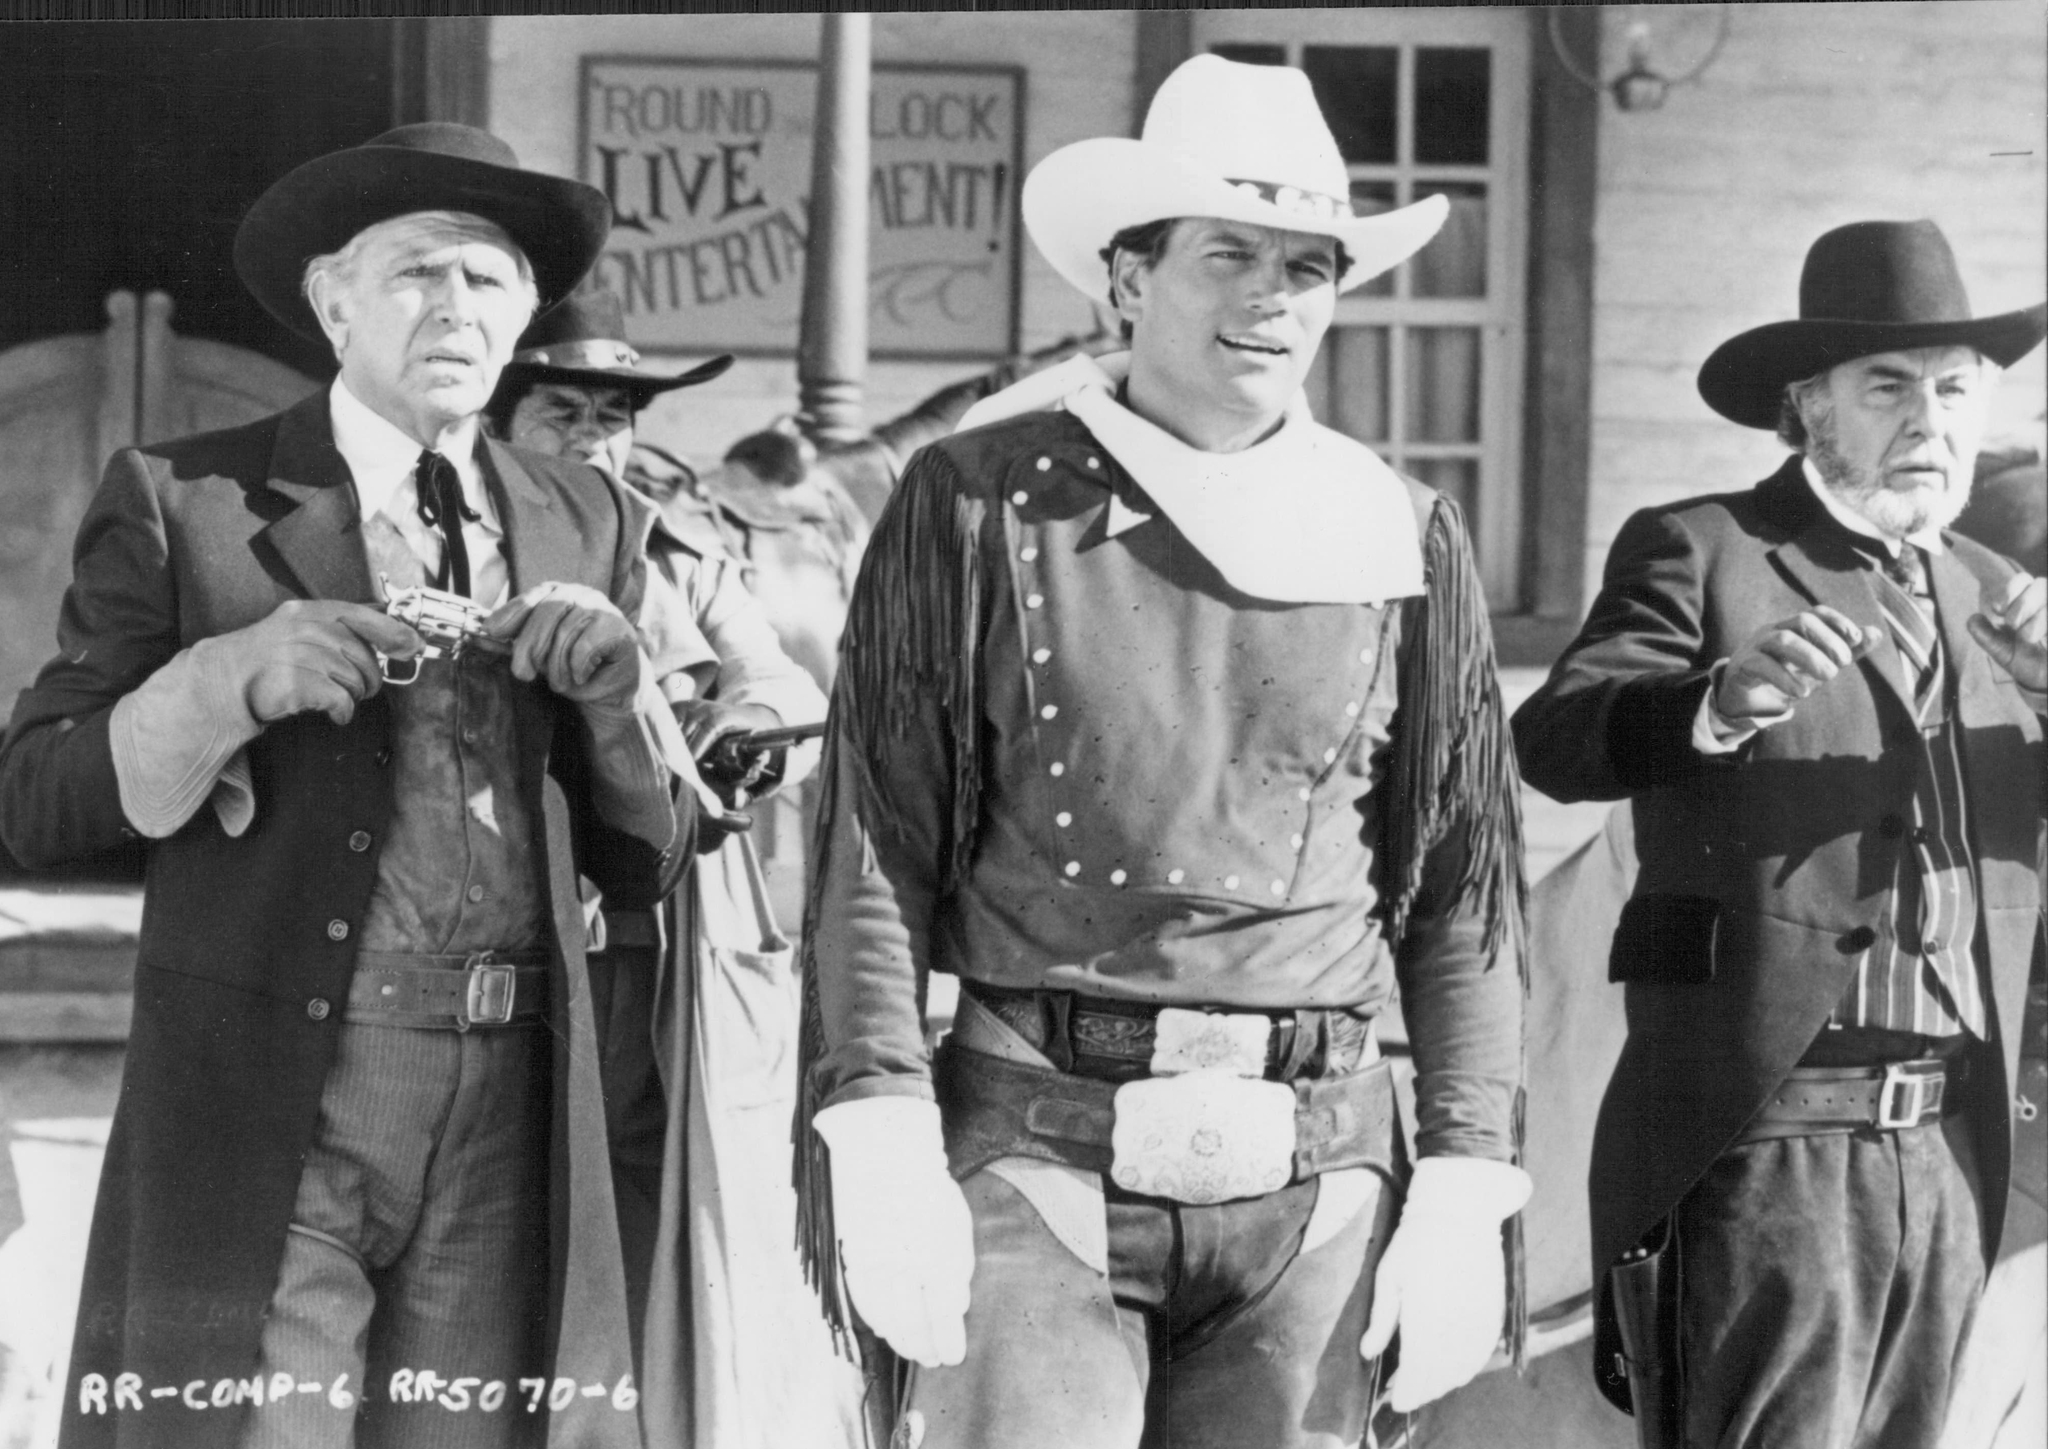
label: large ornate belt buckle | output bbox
[1109,1071,1297,1205]
[1150,1007,1271,1077]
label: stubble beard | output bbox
[1805,398,1971,540]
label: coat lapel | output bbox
[1927,542,2001,721]
[258,394,378,605]
[482,437,581,596]
[1757,460,1914,721]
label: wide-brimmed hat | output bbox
[1698,220,2046,429]
[235,123,613,342]
[495,286,733,407]
[1023,54,1449,308]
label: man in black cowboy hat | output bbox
[0,124,696,1449]
[1515,218,2046,1447]
[480,287,833,1385]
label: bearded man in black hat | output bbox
[0,125,696,1449]
[1515,219,2046,1448]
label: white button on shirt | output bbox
[330,379,510,606]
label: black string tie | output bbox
[413,450,480,597]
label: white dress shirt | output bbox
[330,378,510,606]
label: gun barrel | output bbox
[726,721,828,753]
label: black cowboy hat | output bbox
[234,123,613,343]
[1699,219,2046,430]
[496,286,733,407]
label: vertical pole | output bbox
[797,13,871,446]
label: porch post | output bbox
[796,13,871,445]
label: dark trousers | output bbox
[239,1022,551,1449]
[1674,1118,1985,1449]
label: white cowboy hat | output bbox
[1023,54,1449,308]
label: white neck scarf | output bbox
[956,352,1421,604]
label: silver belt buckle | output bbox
[463,956,517,1028]
[1877,1060,1943,1129]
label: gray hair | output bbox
[300,211,539,338]
[1776,369,1832,450]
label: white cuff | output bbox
[110,642,262,838]
[1692,661,1790,754]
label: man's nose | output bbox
[1900,382,1938,437]
[1244,261,1289,313]
[429,272,481,325]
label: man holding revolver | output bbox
[0,125,692,1449]
[1514,220,2045,1448]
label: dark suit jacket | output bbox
[0,392,690,1449]
[1512,457,2044,1406]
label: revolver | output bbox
[377,576,510,685]
[700,720,828,790]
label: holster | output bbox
[1607,1218,1682,1449]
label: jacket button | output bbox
[306,998,331,1021]
[374,747,393,766]
[1877,813,1904,839]
[348,830,372,853]
[327,919,350,941]
[1841,926,1877,953]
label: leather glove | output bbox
[811,1096,975,1368]
[485,582,643,713]
[211,598,423,727]
[1360,1156,1533,1413]
[676,699,782,761]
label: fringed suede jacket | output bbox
[793,401,1528,1350]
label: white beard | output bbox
[1807,417,1972,540]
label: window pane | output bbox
[1323,326,1389,444]
[1414,48,1490,165]
[1406,327,1481,443]
[1302,46,1397,165]
[1411,182,1487,298]
[1404,457,1479,521]
[1349,180,1398,297]
[1210,43,1287,67]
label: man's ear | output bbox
[307,272,351,360]
[1110,248,1149,333]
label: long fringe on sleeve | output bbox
[793,452,987,1380]
[1381,487,1533,1366]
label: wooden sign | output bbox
[579,57,1023,360]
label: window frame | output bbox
[1195,8,1532,608]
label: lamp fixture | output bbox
[1548,6,1732,113]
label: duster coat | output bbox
[1511,456,2045,1411]
[0,393,691,1449]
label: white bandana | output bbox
[956,352,1421,604]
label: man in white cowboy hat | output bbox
[1515,219,2046,1447]
[794,54,1529,1448]
[0,124,698,1449]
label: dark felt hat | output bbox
[234,123,614,343]
[496,286,733,407]
[1698,220,2046,430]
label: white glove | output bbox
[812,1096,975,1368]
[1359,1156,1533,1412]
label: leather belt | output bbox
[347,950,550,1031]
[959,980,1375,1083]
[1738,1055,1967,1143]
[932,1039,1399,1186]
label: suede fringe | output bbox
[793,452,987,1370]
[1384,490,1532,1367]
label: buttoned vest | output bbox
[357,516,548,953]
